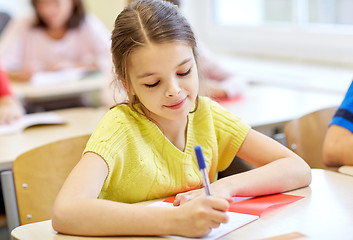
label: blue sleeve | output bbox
[330,81,353,133]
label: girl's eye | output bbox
[177,68,191,77]
[145,81,160,88]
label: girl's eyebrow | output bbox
[137,58,192,79]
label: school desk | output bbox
[10,169,353,240]
[10,71,105,112]
[0,107,106,170]
[0,107,107,234]
[11,72,104,102]
[338,166,353,177]
[220,84,343,136]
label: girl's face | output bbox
[35,0,74,29]
[126,42,199,124]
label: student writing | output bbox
[52,0,311,238]
[0,0,110,82]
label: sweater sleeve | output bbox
[0,66,12,97]
[210,99,251,171]
[330,81,353,133]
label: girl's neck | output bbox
[46,28,67,40]
[160,118,188,152]
[142,107,188,151]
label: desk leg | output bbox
[1,170,20,235]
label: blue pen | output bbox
[194,145,212,196]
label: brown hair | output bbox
[126,0,181,7]
[111,0,198,111]
[31,0,85,29]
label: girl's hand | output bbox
[172,196,230,238]
[174,180,234,206]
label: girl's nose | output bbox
[166,78,181,97]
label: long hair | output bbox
[31,0,85,29]
[111,0,198,111]
[126,0,181,7]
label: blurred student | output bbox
[0,0,110,82]
[322,81,353,167]
[0,65,23,124]
[101,0,247,108]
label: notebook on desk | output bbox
[30,68,86,86]
[149,201,258,240]
[151,193,304,239]
[0,112,65,135]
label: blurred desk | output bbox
[11,72,104,101]
[0,107,106,234]
[11,72,105,112]
[0,107,106,170]
[221,85,344,135]
[10,169,353,240]
[338,166,353,176]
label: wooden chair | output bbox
[12,134,90,225]
[283,106,338,171]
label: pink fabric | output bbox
[0,66,11,97]
[1,15,110,73]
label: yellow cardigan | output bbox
[84,97,250,203]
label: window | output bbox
[182,0,353,66]
[215,0,353,26]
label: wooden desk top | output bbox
[0,107,106,170]
[11,169,353,240]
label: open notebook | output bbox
[0,112,65,135]
[149,201,258,240]
[30,68,86,86]
[150,193,304,240]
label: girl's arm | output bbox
[52,152,230,238]
[175,129,311,204]
[322,125,353,167]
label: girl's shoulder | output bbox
[101,104,149,127]
[2,17,36,37]
[104,105,137,123]
[197,96,225,113]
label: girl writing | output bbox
[52,0,311,237]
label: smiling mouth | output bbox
[164,98,187,110]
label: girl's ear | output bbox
[120,78,135,95]
[120,78,128,90]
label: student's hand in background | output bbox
[0,96,24,124]
[172,196,230,238]
[7,69,33,82]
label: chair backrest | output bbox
[283,106,338,171]
[12,134,90,225]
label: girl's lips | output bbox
[164,97,187,110]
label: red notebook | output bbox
[164,193,304,217]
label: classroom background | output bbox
[1,0,353,239]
